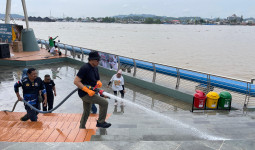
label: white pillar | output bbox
[5,0,12,24]
[21,0,29,29]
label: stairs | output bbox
[0,111,110,142]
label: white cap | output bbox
[117,70,122,74]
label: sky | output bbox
[0,0,254,18]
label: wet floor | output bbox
[1,62,255,149]
[0,62,191,113]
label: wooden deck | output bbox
[0,111,110,142]
[2,46,66,61]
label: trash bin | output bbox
[218,91,232,109]
[206,91,219,108]
[193,90,206,108]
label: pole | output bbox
[21,0,29,29]
[5,0,11,24]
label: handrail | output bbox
[36,38,250,83]
[36,39,254,97]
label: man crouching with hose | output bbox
[74,51,111,129]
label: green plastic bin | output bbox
[218,91,232,109]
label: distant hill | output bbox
[244,17,255,22]
[114,14,167,18]
[0,13,24,19]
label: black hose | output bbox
[2,88,78,114]
[2,100,19,112]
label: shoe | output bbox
[20,114,29,121]
[91,104,97,114]
[96,121,111,128]
[120,101,124,106]
[114,100,118,106]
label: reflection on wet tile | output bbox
[142,135,202,141]
[97,128,107,135]
[111,124,137,128]
[113,105,124,115]
[193,120,210,124]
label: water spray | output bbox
[96,87,229,141]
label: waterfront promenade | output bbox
[0,48,254,149]
[0,67,255,149]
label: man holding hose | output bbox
[74,51,111,129]
[14,68,47,122]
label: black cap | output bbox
[88,51,100,61]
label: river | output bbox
[1,21,255,80]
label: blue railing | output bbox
[37,39,255,98]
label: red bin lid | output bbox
[194,90,206,98]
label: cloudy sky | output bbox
[0,0,254,18]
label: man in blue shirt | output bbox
[14,68,47,121]
[74,51,111,129]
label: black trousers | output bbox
[113,90,124,98]
[24,102,40,121]
[43,95,54,111]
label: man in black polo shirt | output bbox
[74,51,111,129]
[42,74,56,111]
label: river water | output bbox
[2,21,255,80]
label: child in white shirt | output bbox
[107,70,125,106]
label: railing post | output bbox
[152,63,156,83]
[57,42,60,52]
[64,44,67,56]
[45,40,48,49]
[206,74,211,93]
[72,46,75,58]
[133,59,137,77]
[176,68,180,89]
[40,39,43,48]
[244,79,255,108]
[81,48,84,61]
[244,82,249,108]
[151,98,154,109]
[117,56,120,71]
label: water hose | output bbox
[2,88,78,113]
[2,100,20,112]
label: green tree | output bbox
[91,17,96,22]
[154,19,162,24]
[102,17,115,23]
[144,18,154,24]
[65,17,73,21]
[199,19,205,24]
[240,15,243,23]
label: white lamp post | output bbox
[5,0,11,24]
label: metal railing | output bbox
[37,38,254,109]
